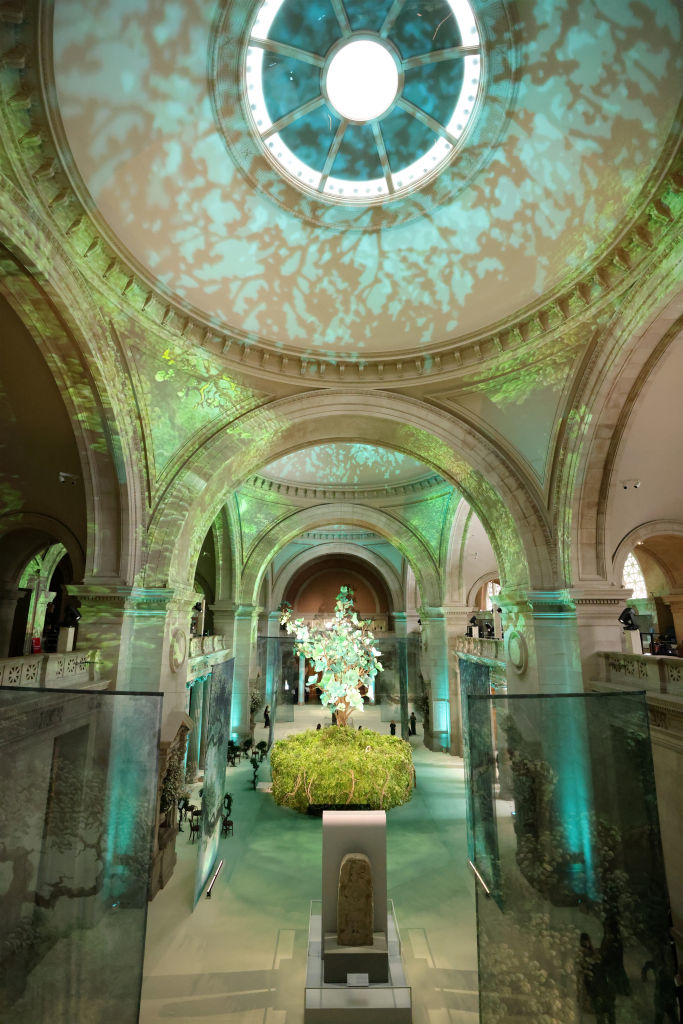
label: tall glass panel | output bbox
[0,686,162,1024]
[458,656,492,863]
[375,635,419,737]
[467,692,675,1024]
[194,659,233,906]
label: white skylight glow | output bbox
[323,173,390,198]
[326,41,399,122]
[250,0,287,40]
[445,54,481,137]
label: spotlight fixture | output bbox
[618,607,638,630]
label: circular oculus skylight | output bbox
[245,0,482,205]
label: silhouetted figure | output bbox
[389,720,396,736]
[316,723,321,730]
[263,705,270,728]
[409,712,417,735]
[600,914,630,997]
[643,950,679,1024]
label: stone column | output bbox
[23,576,55,655]
[662,589,683,648]
[199,677,211,769]
[443,603,471,756]
[265,611,281,708]
[298,655,306,704]
[231,604,257,739]
[210,600,236,640]
[419,606,451,752]
[390,612,407,713]
[69,585,176,692]
[0,587,22,658]
[186,676,206,781]
[498,589,583,695]
[571,585,635,683]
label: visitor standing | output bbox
[389,720,396,736]
[409,711,417,735]
[263,705,270,728]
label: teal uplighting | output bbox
[550,699,597,900]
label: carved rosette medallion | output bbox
[169,628,188,673]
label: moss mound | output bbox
[270,726,414,814]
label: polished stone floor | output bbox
[140,705,479,1023]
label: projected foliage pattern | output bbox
[51,0,681,359]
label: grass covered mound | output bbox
[270,726,414,814]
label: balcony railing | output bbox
[453,634,505,663]
[0,650,99,689]
[597,651,683,697]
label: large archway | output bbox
[144,393,554,599]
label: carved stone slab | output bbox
[337,852,373,946]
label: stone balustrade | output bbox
[0,650,99,689]
[453,634,504,664]
[189,634,229,658]
[597,651,683,697]
[187,635,232,685]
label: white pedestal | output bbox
[305,901,412,1023]
[623,630,643,655]
[57,627,75,653]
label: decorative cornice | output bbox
[0,8,679,388]
[244,471,448,502]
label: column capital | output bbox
[418,605,445,621]
[498,589,577,617]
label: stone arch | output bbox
[552,259,682,587]
[467,571,501,608]
[612,521,683,589]
[144,392,553,597]
[0,179,144,583]
[0,514,85,585]
[271,541,404,612]
[240,504,442,608]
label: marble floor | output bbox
[140,705,479,1023]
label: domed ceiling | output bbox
[51,0,681,364]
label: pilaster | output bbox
[0,587,22,658]
[231,604,258,738]
[571,585,635,681]
[443,603,471,756]
[662,589,683,647]
[69,584,178,698]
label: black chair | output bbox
[189,818,200,842]
[221,815,233,837]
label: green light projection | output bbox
[399,488,457,562]
[131,337,267,476]
[235,489,297,558]
[262,443,434,487]
[52,0,682,360]
[390,421,532,590]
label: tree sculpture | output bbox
[280,586,383,726]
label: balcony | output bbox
[0,650,100,689]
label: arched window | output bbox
[622,552,647,599]
[485,579,501,610]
